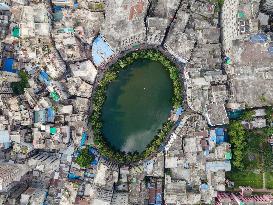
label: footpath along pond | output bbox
[101,59,174,152]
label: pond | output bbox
[101,59,174,153]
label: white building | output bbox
[0,130,10,149]
[0,0,11,10]
[11,4,51,39]
[20,187,47,205]
[60,182,78,205]
[0,163,29,192]
[70,60,98,84]
[51,0,74,7]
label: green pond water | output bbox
[102,59,173,152]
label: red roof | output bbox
[129,0,144,20]
[148,188,156,204]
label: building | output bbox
[0,163,29,192]
[110,192,128,205]
[146,0,180,45]
[70,60,98,84]
[10,4,51,39]
[91,187,113,205]
[101,0,149,52]
[51,0,75,8]
[262,0,273,14]
[0,130,10,149]
[66,77,93,98]
[206,161,231,172]
[92,35,115,67]
[0,0,10,10]
[60,182,78,204]
[20,187,47,205]
[28,152,60,173]
[216,189,273,205]
[34,109,46,124]
[164,9,192,63]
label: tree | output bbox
[260,95,267,103]
[228,121,247,170]
[75,147,95,168]
[165,168,172,176]
[11,70,29,95]
[265,106,273,125]
[240,110,255,121]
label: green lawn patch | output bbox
[265,172,273,189]
[226,171,263,188]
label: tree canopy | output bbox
[75,147,95,168]
[11,70,29,95]
[228,120,247,170]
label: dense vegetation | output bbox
[75,147,95,168]
[227,108,273,188]
[266,106,273,125]
[239,110,255,121]
[88,2,105,11]
[228,120,247,170]
[228,113,273,171]
[209,0,225,13]
[90,49,182,164]
[11,70,29,95]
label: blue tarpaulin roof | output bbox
[213,128,226,144]
[89,147,99,156]
[156,193,162,204]
[40,70,49,80]
[204,149,209,156]
[80,132,87,147]
[68,173,80,180]
[216,135,225,145]
[2,58,17,73]
[250,34,268,43]
[268,45,273,55]
[39,70,51,85]
[215,128,224,136]
[200,184,209,190]
[47,108,55,122]
[84,172,96,177]
[91,157,99,166]
[210,135,216,143]
[92,35,114,66]
[175,107,183,115]
[53,5,63,12]
[210,130,216,137]
[88,147,99,165]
